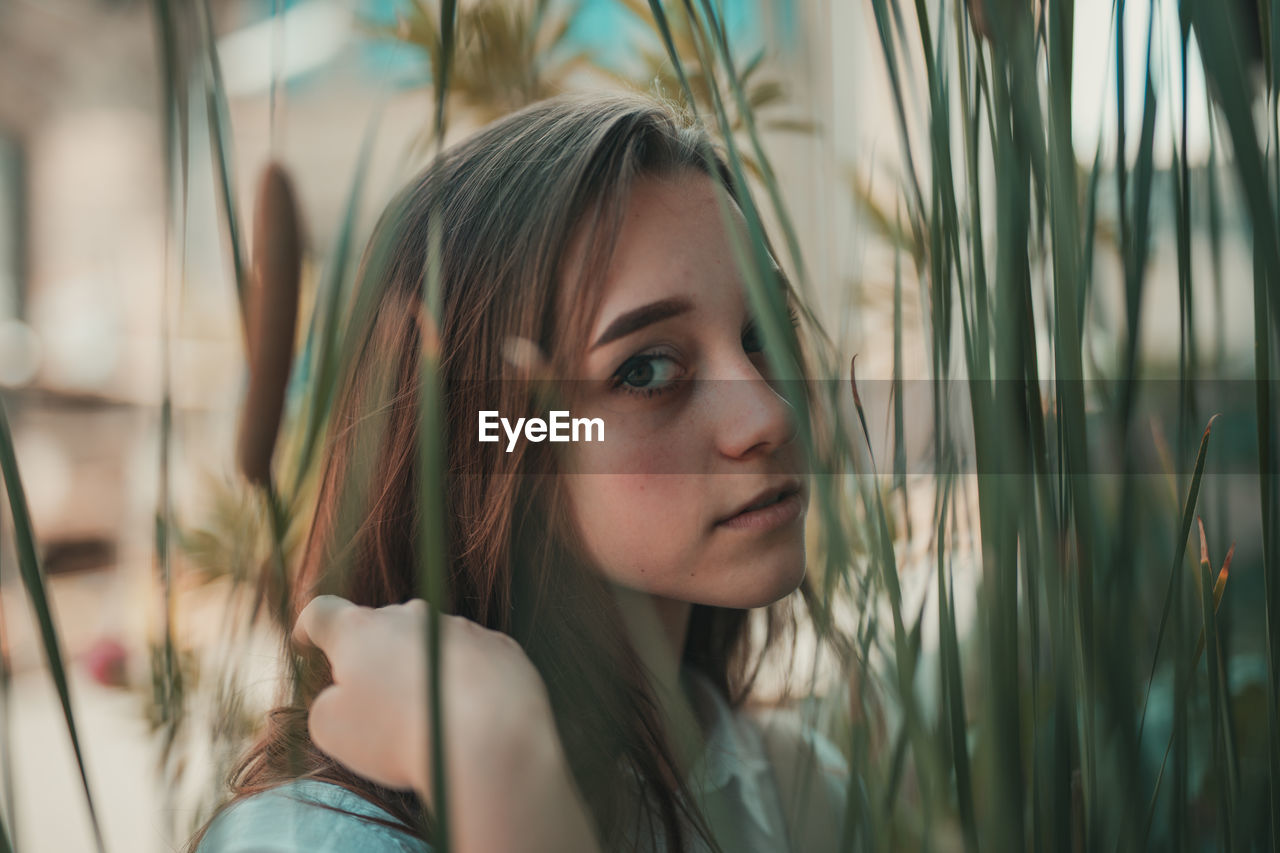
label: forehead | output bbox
[557,171,748,352]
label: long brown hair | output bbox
[194,92,822,852]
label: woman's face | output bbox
[559,171,809,611]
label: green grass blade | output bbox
[985,37,1036,849]
[1079,144,1102,328]
[197,0,248,324]
[0,399,106,853]
[892,242,907,507]
[1136,414,1220,746]
[150,0,187,211]
[289,113,381,503]
[1253,161,1280,848]
[433,0,457,143]
[689,0,812,292]
[0,539,14,851]
[849,361,937,844]
[418,3,458,847]
[1191,0,1280,340]
[936,478,978,852]
[867,0,926,217]
[1174,32,1196,465]
[1114,0,1129,286]
[418,225,451,853]
[644,0,700,117]
[147,4,188,832]
[1199,555,1233,848]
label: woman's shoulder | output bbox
[195,779,432,853]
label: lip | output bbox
[716,480,805,532]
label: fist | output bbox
[292,596,553,801]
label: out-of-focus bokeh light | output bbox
[12,430,72,522]
[218,0,354,96]
[34,275,120,390]
[0,317,40,387]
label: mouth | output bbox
[716,480,805,529]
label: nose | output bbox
[711,367,800,460]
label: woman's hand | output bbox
[293,596,601,853]
[293,596,549,797]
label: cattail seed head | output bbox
[237,162,303,486]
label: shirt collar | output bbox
[680,668,781,843]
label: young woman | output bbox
[191,92,850,853]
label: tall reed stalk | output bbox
[825,0,1277,847]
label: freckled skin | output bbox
[561,173,809,614]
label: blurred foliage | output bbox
[610,0,814,136]
[366,0,811,169]
[363,0,596,128]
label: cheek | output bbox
[573,408,697,475]
[568,473,704,582]
[562,406,714,588]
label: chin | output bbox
[730,551,808,609]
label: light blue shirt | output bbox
[195,779,429,853]
[196,672,849,853]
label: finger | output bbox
[309,685,410,791]
[292,594,359,652]
[306,683,347,759]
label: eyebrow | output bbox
[590,297,694,351]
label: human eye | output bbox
[610,351,684,397]
[742,306,802,354]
